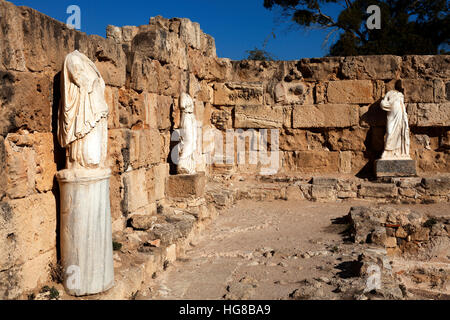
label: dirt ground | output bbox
[148,200,450,300]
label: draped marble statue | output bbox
[177,93,198,174]
[56,50,114,296]
[375,90,416,178]
[380,90,411,160]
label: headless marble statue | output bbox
[380,90,411,160]
[56,50,114,296]
[58,50,109,169]
[177,93,198,174]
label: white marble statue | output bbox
[177,93,198,174]
[380,90,411,160]
[56,50,114,296]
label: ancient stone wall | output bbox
[0,0,449,299]
[0,1,219,298]
[211,56,450,176]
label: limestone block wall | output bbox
[209,56,450,176]
[0,0,449,299]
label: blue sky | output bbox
[10,0,342,60]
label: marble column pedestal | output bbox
[56,168,114,296]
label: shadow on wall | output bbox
[168,99,178,175]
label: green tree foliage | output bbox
[263,0,449,56]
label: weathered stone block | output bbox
[128,211,157,231]
[327,128,368,151]
[92,41,127,88]
[358,183,398,198]
[441,130,450,149]
[371,227,389,247]
[312,177,338,186]
[154,163,169,201]
[279,129,327,152]
[179,18,202,50]
[230,60,283,83]
[130,129,161,168]
[279,130,307,151]
[396,227,408,238]
[421,177,450,196]
[143,168,155,208]
[109,128,160,174]
[399,187,416,198]
[408,103,450,127]
[338,151,353,174]
[273,82,314,105]
[401,55,450,79]
[4,135,36,199]
[3,133,57,197]
[298,57,342,81]
[359,103,387,127]
[20,250,55,296]
[105,86,120,129]
[30,133,57,193]
[0,193,56,270]
[159,64,186,97]
[337,191,357,199]
[293,104,359,128]
[341,55,402,80]
[213,82,264,106]
[156,96,173,130]
[284,151,340,173]
[415,150,449,173]
[235,105,287,128]
[129,56,160,93]
[400,79,434,103]
[108,129,131,174]
[211,107,233,130]
[327,80,374,104]
[117,88,146,128]
[0,137,5,200]
[132,26,188,70]
[109,173,123,224]
[311,185,336,200]
[197,80,213,103]
[433,80,446,102]
[341,151,367,175]
[410,227,430,241]
[188,49,231,81]
[166,173,206,198]
[0,71,53,134]
[0,248,55,300]
[375,160,417,178]
[314,82,326,104]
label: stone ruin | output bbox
[0,0,449,299]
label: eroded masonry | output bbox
[0,0,449,299]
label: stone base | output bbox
[56,168,114,296]
[375,159,417,178]
[166,172,206,198]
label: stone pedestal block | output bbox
[56,168,114,296]
[375,159,417,178]
[166,172,206,198]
